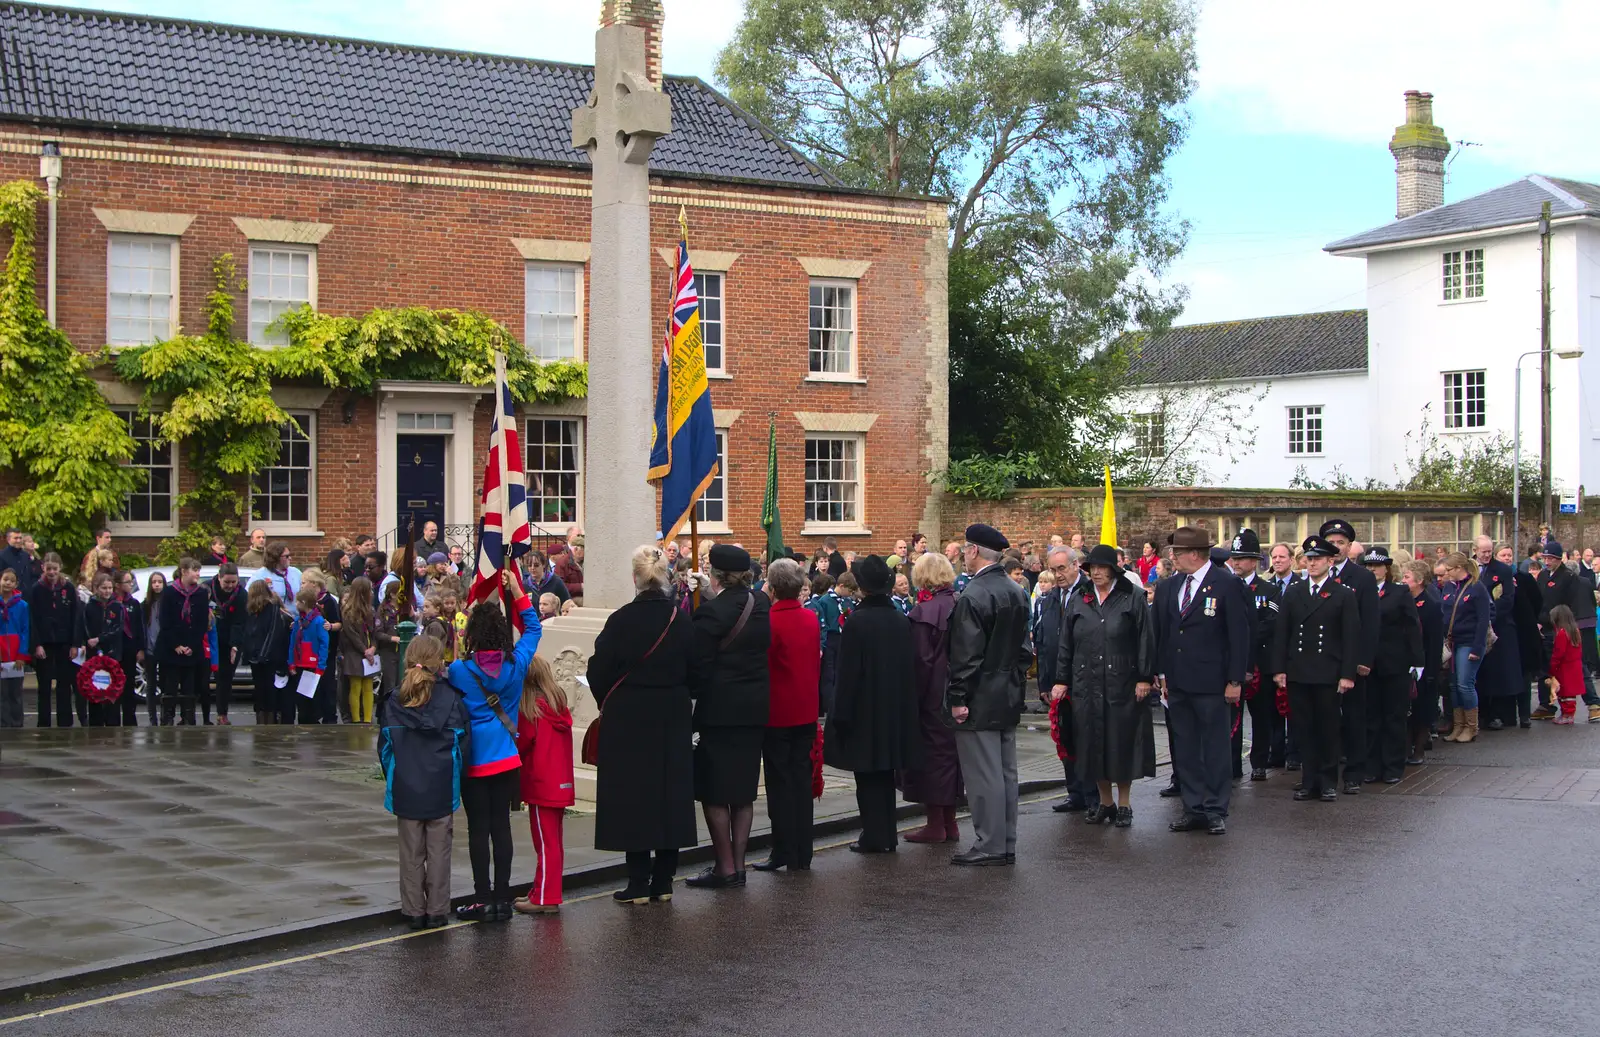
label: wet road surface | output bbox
[7,769,1600,1037]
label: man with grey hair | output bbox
[948,523,1030,866]
[1039,545,1100,815]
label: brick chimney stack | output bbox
[1388,90,1450,220]
[600,0,663,89]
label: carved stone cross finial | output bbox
[571,24,672,207]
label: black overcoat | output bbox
[1511,569,1544,678]
[1476,558,1521,700]
[1058,578,1156,784]
[587,592,698,852]
[824,596,922,774]
[1371,580,1424,677]
[691,586,771,728]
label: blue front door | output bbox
[396,435,446,532]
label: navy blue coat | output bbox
[378,680,470,821]
[1476,558,1521,699]
[1329,559,1380,670]
[1152,562,1251,694]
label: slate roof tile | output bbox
[1127,310,1368,385]
[1325,175,1600,252]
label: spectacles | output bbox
[1050,564,1072,575]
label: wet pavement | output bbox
[5,725,1599,1037]
[0,721,1094,993]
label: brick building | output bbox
[0,3,949,558]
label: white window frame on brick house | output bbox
[1441,248,1485,303]
[524,416,583,535]
[1132,411,1165,459]
[107,407,178,535]
[106,235,178,346]
[250,411,317,533]
[524,262,584,363]
[1286,405,1324,456]
[694,271,726,376]
[807,279,859,380]
[248,245,317,345]
[803,433,865,533]
[694,429,731,534]
[1442,370,1487,430]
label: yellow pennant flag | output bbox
[1100,465,1117,549]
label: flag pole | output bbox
[494,348,515,623]
[680,203,702,610]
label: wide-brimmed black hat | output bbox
[1302,535,1340,559]
[965,523,1009,552]
[1319,519,1356,541]
[709,544,751,572]
[856,555,893,596]
[1229,529,1262,559]
[1167,525,1214,550]
[1084,544,1120,569]
[1360,545,1394,567]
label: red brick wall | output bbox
[0,126,943,560]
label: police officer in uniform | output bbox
[1227,530,1281,782]
[1319,519,1378,794]
[1272,536,1361,802]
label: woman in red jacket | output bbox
[752,558,821,873]
[514,655,575,912]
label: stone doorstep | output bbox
[0,775,1088,1007]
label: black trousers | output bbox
[1339,676,1368,783]
[461,769,519,899]
[1289,682,1341,793]
[1166,687,1233,819]
[1163,704,1181,784]
[1062,756,1100,806]
[1365,672,1412,782]
[1245,685,1280,769]
[161,664,203,724]
[35,643,75,727]
[143,656,161,725]
[250,666,279,719]
[624,849,680,892]
[763,724,816,868]
[116,648,141,726]
[212,644,239,719]
[854,770,898,850]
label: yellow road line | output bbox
[1,790,1069,1025]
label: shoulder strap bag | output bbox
[581,607,677,767]
[1442,586,1464,670]
[720,590,756,650]
[470,670,520,738]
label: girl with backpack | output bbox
[243,580,292,725]
[513,655,574,914]
[378,634,470,930]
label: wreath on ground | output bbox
[77,655,126,703]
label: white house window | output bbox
[249,247,314,345]
[525,418,581,529]
[525,263,581,361]
[696,430,727,525]
[1442,370,1487,429]
[1287,406,1323,455]
[805,435,861,526]
[396,412,454,431]
[695,272,724,373]
[1132,412,1165,459]
[110,408,174,530]
[808,280,855,376]
[107,236,176,345]
[1442,248,1485,302]
[251,412,314,526]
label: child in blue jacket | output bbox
[447,572,540,921]
[0,567,29,727]
[287,584,329,726]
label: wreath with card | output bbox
[76,655,127,704]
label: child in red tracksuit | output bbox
[1547,605,1586,725]
[513,655,574,913]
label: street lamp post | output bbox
[1514,344,1585,552]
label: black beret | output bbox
[856,554,893,595]
[1302,535,1340,558]
[965,523,1009,552]
[1318,519,1356,541]
[709,544,751,572]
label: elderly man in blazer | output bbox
[1152,526,1251,835]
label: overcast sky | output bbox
[47,0,1600,326]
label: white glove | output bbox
[1410,666,1423,680]
[685,571,715,598]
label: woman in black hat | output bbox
[687,544,771,888]
[1052,544,1156,827]
[1360,546,1423,783]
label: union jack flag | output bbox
[469,352,531,615]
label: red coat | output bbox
[766,599,821,727]
[516,706,576,808]
[1551,627,1586,699]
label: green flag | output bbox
[761,415,783,563]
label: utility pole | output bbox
[1540,200,1553,528]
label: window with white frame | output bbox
[696,430,727,525]
[107,236,176,345]
[1287,405,1323,455]
[525,263,581,361]
[804,435,861,526]
[808,280,855,376]
[1442,248,1485,302]
[1442,370,1486,429]
[695,271,724,373]
[110,408,174,529]
[251,412,314,526]
[248,246,314,344]
[1132,412,1165,459]
[525,418,581,528]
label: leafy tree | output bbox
[0,181,138,554]
[718,0,1196,482]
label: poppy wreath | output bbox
[77,654,127,703]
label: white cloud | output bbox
[1195,0,1600,174]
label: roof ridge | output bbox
[1527,174,1591,212]
[1155,309,1367,334]
[4,0,709,81]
